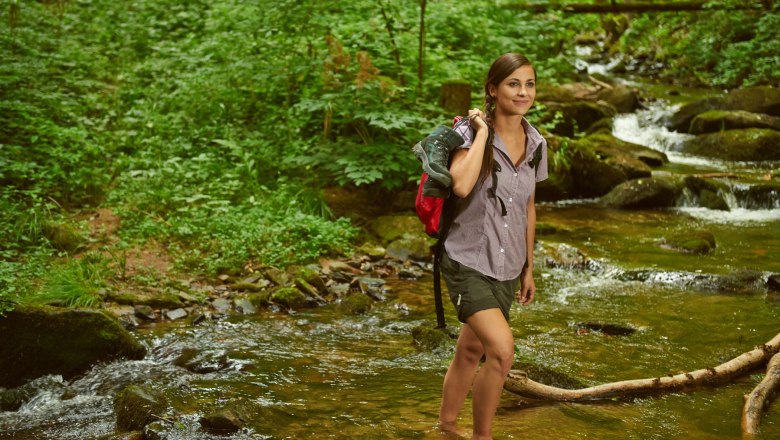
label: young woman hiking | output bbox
[437,52,548,440]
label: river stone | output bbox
[570,149,628,198]
[386,236,432,262]
[173,347,231,373]
[601,177,682,209]
[690,110,780,134]
[233,298,256,314]
[734,182,780,210]
[768,274,780,292]
[200,402,253,434]
[596,84,640,113]
[133,305,156,321]
[575,322,637,336]
[248,291,271,308]
[669,96,727,133]
[294,278,327,305]
[104,432,144,440]
[294,266,328,294]
[680,129,780,161]
[541,243,597,271]
[581,131,668,168]
[398,265,424,280]
[662,230,717,255]
[114,384,167,432]
[670,86,780,133]
[356,277,387,301]
[338,293,373,315]
[357,243,387,261]
[0,305,147,388]
[141,421,167,440]
[371,215,421,244]
[270,287,308,309]
[683,176,730,211]
[211,297,232,314]
[411,325,458,350]
[164,308,188,321]
[263,266,291,286]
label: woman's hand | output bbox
[516,268,535,305]
[467,108,488,133]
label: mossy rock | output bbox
[670,86,780,133]
[581,132,668,168]
[114,385,167,432]
[411,325,458,351]
[570,149,628,198]
[263,266,291,286]
[601,177,682,209]
[690,110,780,134]
[270,287,308,309]
[386,236,433,262]
[513,355,589,389]
[540,101,618,137]
[294,266,328,294]
[371,215,422,244]
[682,176,730,211]
[338,293,373,315]
[662,230,717,254]
[0,305,147,388]
[248,291,272,308]
[734,181,780,209]
[357,242,387,261]
[595,84,640,114]
[680,129,780,161]
[669,96,726,133]
[41,221,86,254]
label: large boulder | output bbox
[679,129,780,161]
[690,110,780,134]
[670,86,780,133]
[0,306,147,388]
[114,385,167,432]
[596,84,641,114]
[570,150,628,198]
[601,177,682,209]
[682,176,730,211]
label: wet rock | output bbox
[294,278,328,305]
[233,298,256,315]
[386,236,432,261]
[575,322,636,336]
[228,279,269,292]
[141,421,167,440]
[141,293,184,310]
[541,243,599,271]
[0,375,71,411]
[174,290,200,304]
[0,306,147,388]
[705,269,766,294]
[680,129,780,161]
[570,149,628,198]
[669,96,727,133]
[767,274,780,292]
[338,293,373,315]
[357,243,387,261]
[734,182,780,210]
[263,266,291,286]
[723,86,780,117]
[371,215,421,244]
[356,277,387,301]
[398,266,424,280]
[411,325,458,350]
[295,266,328,294]
[114,384,167,432]
[211,298,232,314]
[134,305,157,321]
[164,308,188,320]
[173,347,231,374]
[662,230,717,255]
[327,282,350,298]
[601,177,682,209]
[270,287,308,309]
[200,400,256,434]
[683,176,730,211]
[104,432,144,440]
[596,84,640,114]
[513,355,589,389]
[248,291,271,308]
[690,110,780,134]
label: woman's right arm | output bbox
[450,109,489,198]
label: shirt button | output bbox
[514,173,517,177]
[509,198,513,202]
[500,248,505,253]
[504,223,508,228]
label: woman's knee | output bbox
[455,338,484,364]
[485,342,514,373]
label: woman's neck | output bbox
[492,113,525,135]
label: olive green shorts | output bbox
[440,252,520,323]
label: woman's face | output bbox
[490,65,536,117]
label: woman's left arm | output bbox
[517,191,536,305]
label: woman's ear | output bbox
[487,84,497,98]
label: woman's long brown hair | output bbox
[479,53,536,181]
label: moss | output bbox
[248,291,272,308]
[228,282,266,292]
[663,230,716,254]
[270,287,307,309]
[338,293,372,315]
[411,325,457,350]
[41,221,86,254]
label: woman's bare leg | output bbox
[465,309,514,440]
[438,323,485,435]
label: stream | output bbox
[2,80,779,438]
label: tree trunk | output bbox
[417,0,426,97]
[439,81,471,117]
[742,352,780,436]
[505,331,780,401]
[513,1,767,14]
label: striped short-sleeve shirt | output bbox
[444,118,548,281]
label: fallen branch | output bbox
[742,352,780,436]
[505,331,780,401]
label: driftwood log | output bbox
[505,331,780,401]
[742,352,780,436]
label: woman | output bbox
[437,52,548,439]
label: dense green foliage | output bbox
[0,0,774,310]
